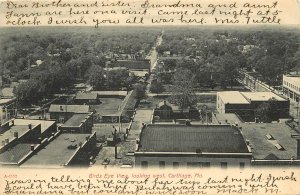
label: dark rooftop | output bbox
[138,124,249,153]
[61,113,90,127]
[112,60,150,70]
[21,133,91,167]
[0,144,33,164]
[239,123,297,160]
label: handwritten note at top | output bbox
[1,0,297,27]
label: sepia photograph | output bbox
[0,0,300,194]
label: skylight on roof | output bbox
[274,143,284,150]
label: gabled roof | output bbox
[75,93,98,100]
[49,104,90,113]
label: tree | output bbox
[133,83,146,100]
[170,68,197,108]
[254,102,271,123]
[86,65,106,90]
[14,80,40,106]
[150,80,164,93]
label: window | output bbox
[173,162,179,168]
[221,162,227,169]
[240,162,245,169]
[141,161,148,168]
[159,161,165,168]
[203,162,210,168]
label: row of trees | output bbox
[157,28,300,87]
[0,27,161,106]
[86,66,136,91]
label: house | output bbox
[48,104,91,123]
[283,74,300,103]
[217,91,289,122]
[74,93,99,105]
[135,124,252,168]
[154,100,199,121]
[154,100,173,120]
[59,113,94,134]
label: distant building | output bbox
[0,98,16,124]
[283,75,300,102]
[217,91,289,122]
[48,104,91,123]
[135,124,252,168]
[60,113,94,134]
[74,93,99,105]
[154,100,199,121]
[0,88,14,98]
[111,60,151,72]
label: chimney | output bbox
[14,132,18,138]
[31,145,35,151]
[297,138,300,160]
[60,106,63,111]
[28,124,32,130]
[2,141,5,146]
[5,138,9,144]
[86,136,90,141]
[115,145,118,159]
[12,120,14,126]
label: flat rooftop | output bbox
[217,91,250,104]
[0,144,33,164]
[138,124,249,153]
[240,123,297,160]
[61,113,89,127]
[21,133,91,167]
[49,104,90,113]
[13,119,56,133]
[91,91,128,97]
[241,92,286,102]
[0,125,29,144]
[283,75,300,85]
[91,98,123,116]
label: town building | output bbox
[59,113,94,134]
[0,119,57,166]
[217,91,289,122]
[282,74,300,102]
[48,104,91,123]
[74,93,99,105]
[21,132,97,168]
[134,124,252,168]
[239,122,300,166]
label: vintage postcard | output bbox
[0,0,300,194]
